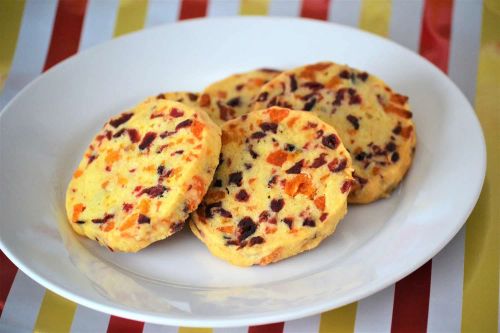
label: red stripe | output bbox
[107,316,144,333]
[418,0,454,73]
[0,252,18,317]
[300,0,330,20]
[391,1,453,331]
[179,0,208,20]
[391,261,432,333]
[248,322,285,333]
[43,0,88,71]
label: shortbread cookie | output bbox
[199,68,280,125]
[253,62,416,203]
[190,107,353,266]
[66,98,221,252]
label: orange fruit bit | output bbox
[191,119,205,140]
[103,221,115,232]
[268,107,289,123]
[138,199,150,215]
[105,149,120,165]
[384,104,412,119]
[119,213,138,231]
[199,93,211,107]
[314,195,326,211]
[285,173,315,198]
[217,226,234,233]
[259,247,282,265]
[73,169,83,178]
[266,150,288,167]
[72,203,86,222]
[325,76,341,89]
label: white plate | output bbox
[0,17,485,327]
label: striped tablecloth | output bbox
[0,0,498,332]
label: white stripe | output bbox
[142,323,178,333]
[329,0,362,27]
[0,0,57,110]
[447,0,483,103]
[268,0,301,17]
[70,305,110,333]
[427,2,483,332]
[207,0,240,17]
[354,286,395,333]
[0,272,45,332]
[284,314,321,333]
[428,230,465,333]
[389,0,424,52]
[79,0,119,50]
[146,0,181,27]
[214,326,248,333]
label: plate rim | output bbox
[0,16,487,327]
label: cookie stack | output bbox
[66,61,416,266]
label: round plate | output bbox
[0,17,485,327]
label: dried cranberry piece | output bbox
[286,159,304,174]
[341,180,353,193]
[391,152,400,162]
[226,97,241,107]
[303,218,316,227]
[175,119,193,131]
[270,198,285,212]
[157,93,166,99]
[386,142,397,152]
[303,82,324,90]
[303,97,317,111]
[113,128,126,138]
[228,172,243,186]
[235,189,250,202]
[259,210,270,222]
[127,129,140,143]
[322,134,339,149]
[170,222,184,233]
[282,218,293,229]
[311,153,328,168]
[357,72,369,81]
[248,145,259,159]
[138,214,151,224]
[251,131,266,139]
[219,208,233,218]
[259,122,278,133]
[346,114,360,130]
[257,91,269,102]
[249,236,265,246]
[349,94,362,105]
[109,113,133,128]
[339,70,350,79]
[355,152,367,161]
[328,158,347,172]
[170,108,184,118]
[214,179,223,187]
[122,203,133,212]
[92,214,114,224]
[290,74,298,92]
[268,175,278,187]
[237,217,257,241]
[188,93,198,101]
[139,132,156,150]
[140,185,168,198]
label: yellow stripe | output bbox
[239,0,270,15]
[178,327,213,333]
[0,0,25,93]
[359,0,392,37]
[319,303,358,333]
[114,0,148,37]
[461,0,500,332]
[33,291,77,333]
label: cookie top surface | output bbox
[66,98,221,252]
[190,107,353,266]
[156,91,199,108]
[252,62,416,203]
[199,68,280,125]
